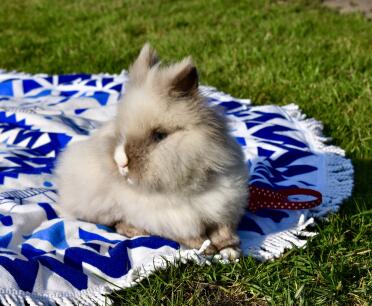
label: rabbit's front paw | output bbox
[219,246,241,261]
[115,222,148,238]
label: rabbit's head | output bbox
[114,44,243,193]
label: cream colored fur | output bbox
[55,44,248,258]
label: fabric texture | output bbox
[0,71,353,305]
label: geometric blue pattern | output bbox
[0,71,325,302]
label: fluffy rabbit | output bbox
[56,44,248,259]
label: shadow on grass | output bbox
[340,158,372,215]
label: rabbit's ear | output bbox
[168,57,198,98]
[129,43,159,83]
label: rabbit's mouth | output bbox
[118,165,129,177]
[117,164,135,185]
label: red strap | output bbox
[248,185,322,212]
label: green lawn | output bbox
[0,0,371,304]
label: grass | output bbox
[0,0,371,304]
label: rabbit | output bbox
[55,44,249,259]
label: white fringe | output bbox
[282,103,354,219]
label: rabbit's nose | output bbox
[114,144,128,170]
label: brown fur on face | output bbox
[124,135,151,184]
[124,125,183,190]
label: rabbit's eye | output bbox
[152,130,168,142]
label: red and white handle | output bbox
[248,185,322,212]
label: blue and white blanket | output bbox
[0,71,353,305]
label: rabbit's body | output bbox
[56,44,248,258]
[58,130,246,241]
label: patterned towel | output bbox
[0,71,353,305]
